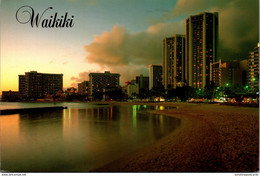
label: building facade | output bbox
[135,74,149,91]
[248,43,259,92]
[149,65,162,90]
[186,12,218,89]
[210,59,243,87]
[89,71,120,99]
[162,34,185,89]
[78,81,89,95]
[19,71,63,99]
[126,80,139,97]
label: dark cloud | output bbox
[218,0,259,59]
[158,0,259,60]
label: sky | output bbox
[1,0,259,91]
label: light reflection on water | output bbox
[1,104,181,172]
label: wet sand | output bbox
[94,102,259,172]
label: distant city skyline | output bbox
[1,0,259,92]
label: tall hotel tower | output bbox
[162,34,185,89]
[248,43,259,92]
[186,12,218,89]
[149,64,162,90]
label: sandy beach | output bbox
[94,102,259,172]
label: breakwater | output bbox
[0,106,67,115]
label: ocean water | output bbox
[1,102,181,172]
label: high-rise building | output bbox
[78,81,89,95]
[89,71,120,98]
[135,74,149,90]
[19,71,63,99]
[186,12,218,89]
[210,59,243,87]
[149,65,162,90]
[162,34,185,89]
[248,43,259,92]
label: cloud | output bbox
[70,70,100,83]
[218,0,259,57]
[80,0,258,86]
[84,22,185,67]
[83,22,184,84]
[49,58,56,64]
[158,0,229,20]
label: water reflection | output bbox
[1,104,180,172]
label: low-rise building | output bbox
[89,71,120,99]
[19,71,63,99]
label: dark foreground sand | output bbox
[94,102,259,172]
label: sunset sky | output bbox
[1,0,259,91]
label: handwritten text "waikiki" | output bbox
[16,5,74,28]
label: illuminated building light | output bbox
[159,106,164,110]
[132,105,137,128]
[69,108,71,120]
[63,109,66,119]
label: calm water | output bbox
[1,102,181,172]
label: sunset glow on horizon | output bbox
[1,0,258,92]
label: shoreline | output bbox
[1,102,258,172]
[93,102,259,172]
